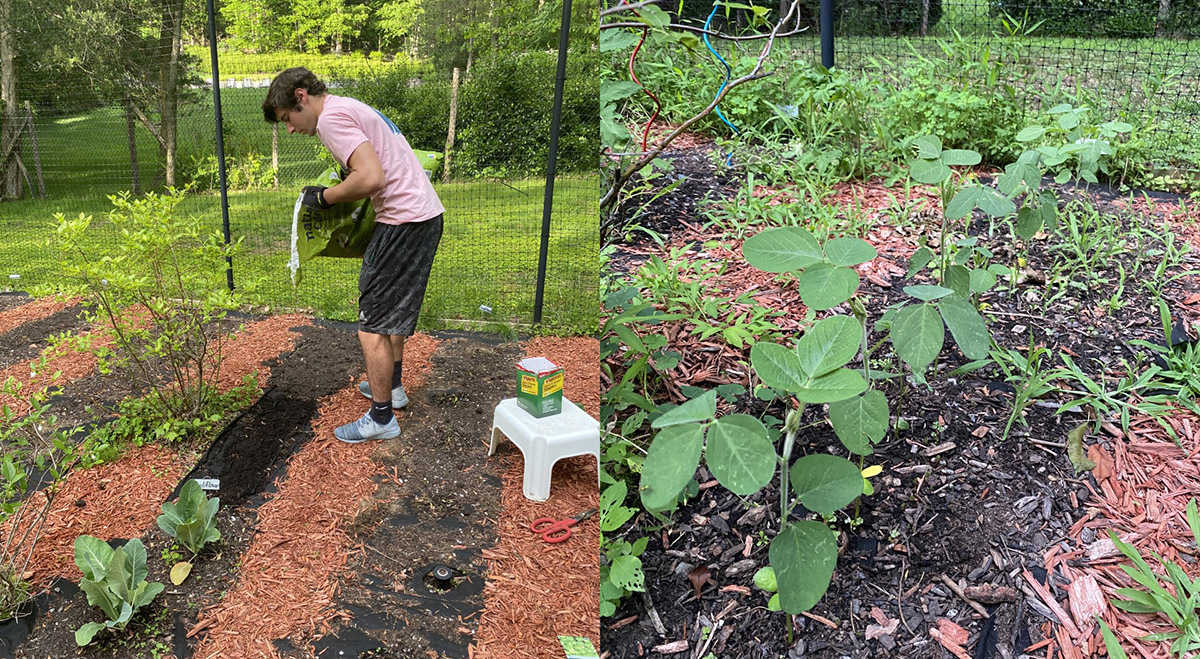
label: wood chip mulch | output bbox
[5,444,187,587]
[472,337,601,659]
[214,314,312,393]
[0,296,78,335]
[192,333,441,657]
[1040,411,1200,659]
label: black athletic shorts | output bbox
[358,214,443,335]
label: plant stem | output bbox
[778,403,806,527]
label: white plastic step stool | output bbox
[488,397,600,502]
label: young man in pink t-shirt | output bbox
[263,67,444,443]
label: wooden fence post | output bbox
[443,67,460,183]
[23,101,43,198]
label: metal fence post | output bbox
[533,0,571,326]
[821,0,834,68]
[207,0,234,291]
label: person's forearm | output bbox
[324,167,384,205]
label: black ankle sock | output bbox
[391,359,403,390]
[369,400,393,425]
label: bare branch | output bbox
[601,21,809,41]
[599,0,665,18]
[600,0,801,220]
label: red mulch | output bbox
[5,444,188,587]
[1038,411,1200,659]
[472,337,601,658]
[192,333,441,657]
[0,297,78,335]
[215,314,312,392]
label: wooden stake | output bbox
[443,67,460,183]
[272,122,279,189]
[22,102,43,198]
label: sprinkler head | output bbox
[430,565,454,587]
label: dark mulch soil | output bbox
[307,336,522,659]
[1,311,520,659]
[602,148,1200,658]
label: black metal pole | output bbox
[207,0,234,291]
[820,0,834,68]
[532,0,571,326]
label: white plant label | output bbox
[195,478,220,491]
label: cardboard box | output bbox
[516,357,563,417]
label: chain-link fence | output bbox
[0,2,598,332]
[676,0,1199,170]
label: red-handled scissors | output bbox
[529,509,596,543]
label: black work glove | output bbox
[300,185,333,210]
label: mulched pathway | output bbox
[602,145,1200,658]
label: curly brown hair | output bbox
[262,67,328,123]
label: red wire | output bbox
[627,23,662,153]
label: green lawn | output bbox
[184,47,425,80]
[6,98,599,333]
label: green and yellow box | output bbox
[516,357,564,418]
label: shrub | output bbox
[332,62,453,153]
[990,0,1200,37]
[455,50,600,177]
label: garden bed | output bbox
[602,145,1200,658]
[0,296,599,658]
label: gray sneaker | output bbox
[334,412,401,443]
[358,381,409,409]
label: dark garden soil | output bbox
[0,304,537,659]
[601,147,1200,658]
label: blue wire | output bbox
[704,2,738,165]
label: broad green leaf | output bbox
[913,135,942,159]
[132,581,164,609]
[976,186,1016,217]
[742,227,823,273]
[796,315,862,378]
[768,518,835,614]
[1016,206,1043,240]
[770,521,838,613]
[892,303,945,372]
[176,517,209,554]
[937,295,991,360]
[908,158,952,185]
[651,389,717,428]
[944,186,980,220]
[79,579,120,621]
[767,593,782,611]
[1100,121,1133,133]
[753,566,777,592]
[797,264,859,311]
[969,268,996,294]
[706,415,775,496]
[177,480,204,520]
[1016,125,1045,142]
[750,342,807,393]
[599,29,639,52]
[74,536,114,582]
[944,265,971,297]
[905,247,934,279]
[1047,103,1073,114]
[794,368,867,404]
[104,547,135,604]
[1054,169,1071,184]
[823,238,877,267]
[601,80,642,104]
[640,423,705,512]
[634,4,670,27]
[903,285,954,302]
[609,554,645,591]
[828,390,889,455]
[75,621,106,647]
[941,149,981,166]
[790,454,865,513]
[1058,113,1080,130]
[996,164,1023,196]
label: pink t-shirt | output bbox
[316,94,445,225]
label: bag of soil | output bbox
[288,168,376,286]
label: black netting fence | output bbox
[0,2,598,333]
[668,0,1199,170]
